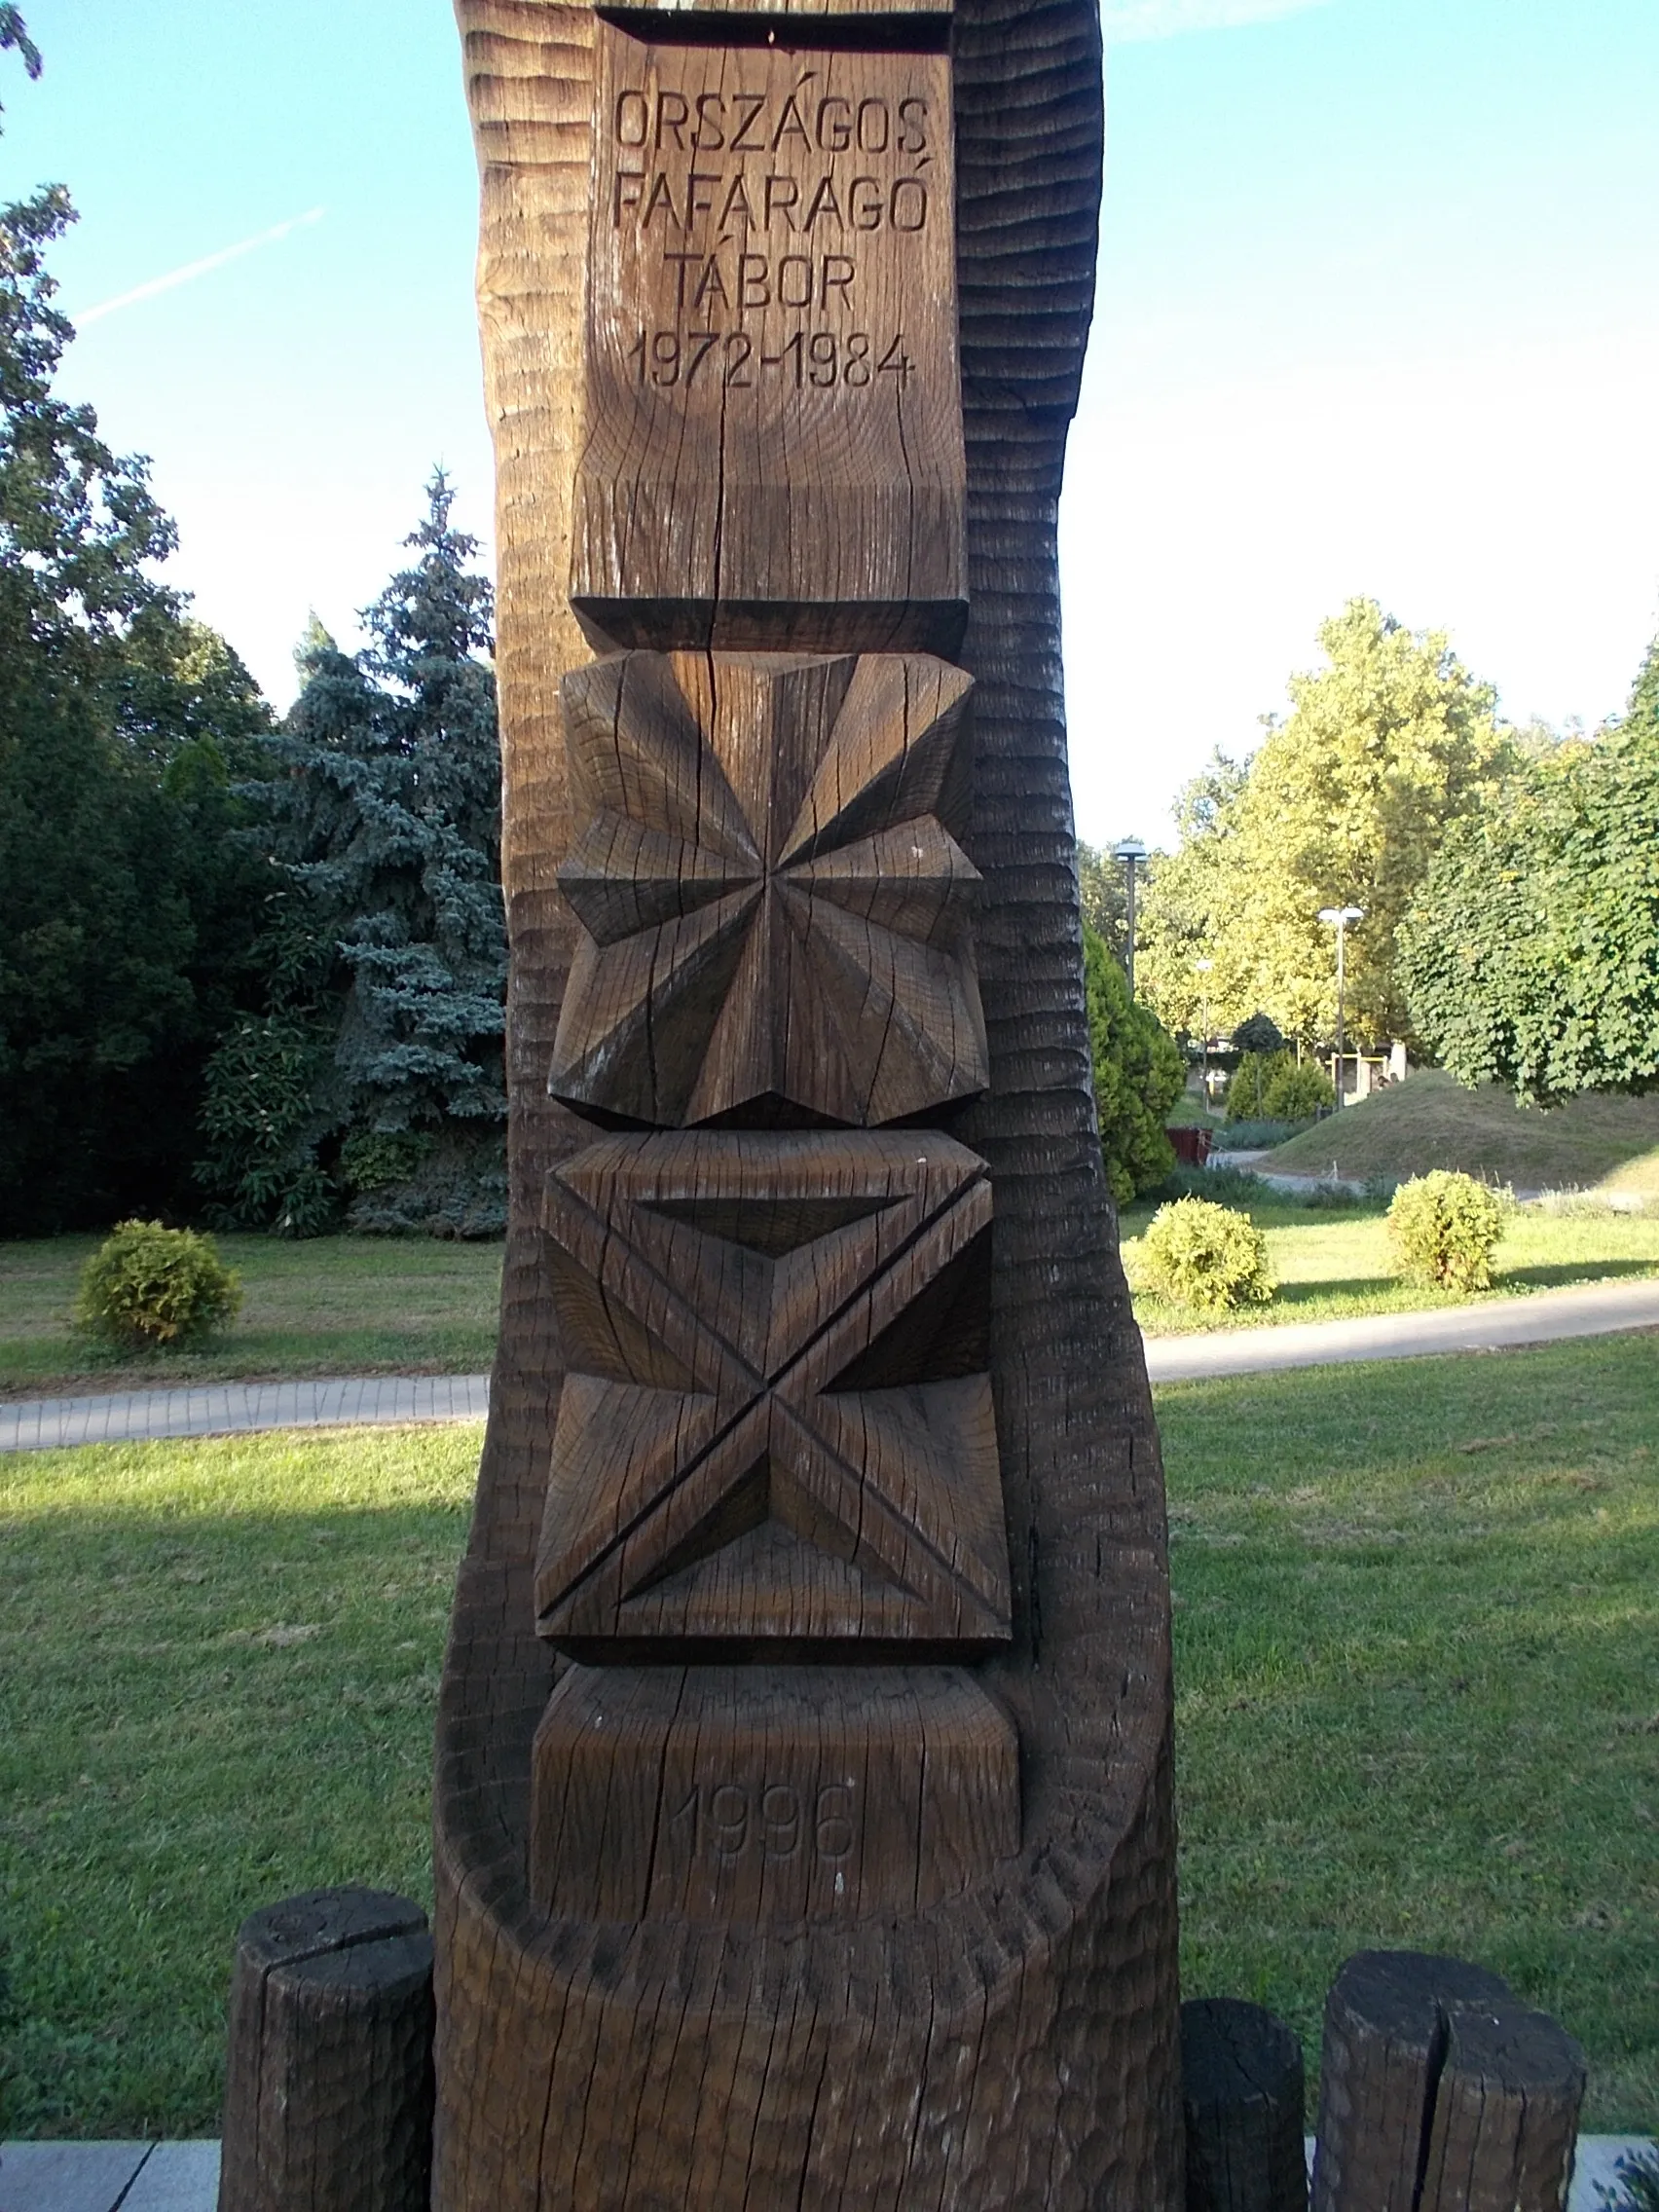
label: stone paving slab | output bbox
[1145,1273,1659,1384]
[1,2136,1647,2210]
[0,1373,490,1455]
[0,2145,149,2212]
[116,2145,218,2212]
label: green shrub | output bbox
[1136,1198,1276,1310]
[75,1221,242,1351]
[1385,1171,1506,1293]
[1225,1051,1281,1121]
[339,1128,433,1194]
[1259,1057,1335,1121]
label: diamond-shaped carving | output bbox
[536,1131,1011,1651]
[549,651,988,1128]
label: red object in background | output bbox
[1165,1125,1213,1166]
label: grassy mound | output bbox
[1261,1070,1659,1190]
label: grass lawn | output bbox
[1260,1068,1659,1191]
[3,1335,1654,2138]
[1123,1191,1659,1335]
[0,1235,503,1399]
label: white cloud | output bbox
[1103,0,1330,43]
[74,208,325,328]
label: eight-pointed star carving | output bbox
[548,650,988,1128]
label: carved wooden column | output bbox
[437,0,1183,2198]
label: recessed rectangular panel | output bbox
[530,1663,1019,1924]
[572,26,967,649]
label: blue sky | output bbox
[6,0,1659,842]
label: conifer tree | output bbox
[200,475,507,1234]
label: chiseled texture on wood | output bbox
[572,28,965,651]
[530,1662,1018,1921]
[536,1129,1009,1649]
[1310,1950,1527,2212]
[1182,1998,1308,2212]
[437,0,1183,2200]
[551,649,987,1126]
[218,1888,433,2212]
[1419,2002,1585,2212]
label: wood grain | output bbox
[571,25,966,651]
[536,1128,1009,1648]
[551,647,987,1125]
[1419,2001,1585,2212]
[218,1888,433,2212]
[1182,1998,1309,2212]
[530,1663,1018,1922]
[1310,1950,1518,2212]
[435,0,1184,2195]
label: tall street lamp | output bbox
[1195,957,1214,1103]
[1317,904,1365,1105]
[1112,836,1150,999]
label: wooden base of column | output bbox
[529,1663,1019,1925]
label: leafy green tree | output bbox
[202,478,506,1234]
[1400,638,1659,1105]
[0,22,278,1232]
[1082,924,1184,1203]
[1138,602,1510,1049]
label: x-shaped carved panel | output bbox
[536,1131,1011,1651]
[548,650,988,1128]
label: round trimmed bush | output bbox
[1385,1171,1505,1294]
[1137,1198,1275,1311]
[1259,1057,1335,1121]
[75,1221,242,1351]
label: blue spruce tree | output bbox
[199,474,506,1234]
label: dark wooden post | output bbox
[1182,1998,1308,2212]
[1311,1950,1586,2212]
[218,1888,433,2212]
[1419,2002,1587,2212]
[433,0,1184,2198]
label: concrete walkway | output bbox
[1144,1272,1659,1384]
[2,2137,1650,2211]
[2,1276,1654,1455]
[0,1372,489,1455]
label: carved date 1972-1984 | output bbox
[627,327,913,391]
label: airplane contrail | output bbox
[75,206,326,327]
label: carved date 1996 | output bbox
[667,1779,858,1864]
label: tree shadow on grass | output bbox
[1498,1260,1659,1291]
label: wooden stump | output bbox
[218,1887,434,2212]
[1310,1949,1586,2212]
[1419,2002,1587,2212]
[1181,1998,1308,2212]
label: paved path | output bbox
[2,2138,1650,2211]
[1144,1272,1659,1383]
[2,1277,1654,1455]
[0,1373,489,1455]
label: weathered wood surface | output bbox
[1311,1949,1585,2212]
[572,26,966,650]
[1182,1997,1308,2212]
[218,1888,433,2212]
[537,1129,1008,1648]
[530,1662,1018,1920]
[436,0,1183,2197]
[551,648,987,1125]
[1419,2003,1586,2212]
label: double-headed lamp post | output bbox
[1111,836,1150,999]
[1317,904,1365,1105]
